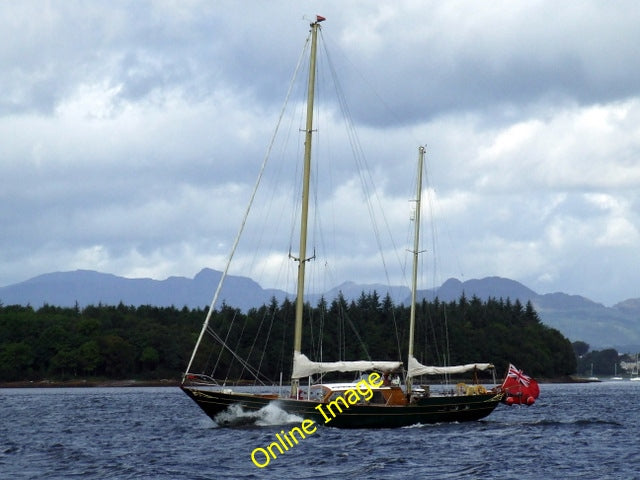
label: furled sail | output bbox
[407,355,493,378]
[291,352,402,379]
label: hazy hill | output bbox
[1,269,639,351]
[0,270,411,312]
[0,269,289,311]
[417,276,640,352]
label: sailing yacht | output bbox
[181,16,510,428]
[631,354,640,382]
[612,363,623,381]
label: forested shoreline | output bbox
[0,293,576,383]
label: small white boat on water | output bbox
[631,354,640,382]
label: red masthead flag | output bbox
[316,15,326,22]
[501,363,540,406]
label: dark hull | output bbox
[181,386,502,428]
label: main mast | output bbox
[291,16,323,396]
[406,146,425,395]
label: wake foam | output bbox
[214,402,304,427]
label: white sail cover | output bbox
[407,355,493,378]
[291,352,402,379]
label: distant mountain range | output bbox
[1,269,639,352]
[424,277,640,353]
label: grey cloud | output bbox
[2,1,640,307]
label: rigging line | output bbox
[200,341,216,377]
[320,34,404,363]
[211,307,239,377]
[312,55,347,319]
[343,308,372,360]
[427,302,441,368]
[443,304,451,368]
[322,31,432,296]
[206,325,269,385]
[277,300,288,375]
[254,308,277,384]
[237,306,268,381]
[321,30,425,149]
[287,114,304,258]
[316,296,326,362]
[223,341,242,384]
[423,152,466,286]
[260,51,306,278]
[225,309,250,380]
[322,31,422,291]
[319,303,324,363]
[182,30,313,381]
[307,299,316,359]
[422,155,444,296]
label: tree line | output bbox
[572,341,638,377]
[0,293,576,383]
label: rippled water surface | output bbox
[1,382,638,479]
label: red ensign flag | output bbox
[501,363,540,405]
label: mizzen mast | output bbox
[406,146,425,395]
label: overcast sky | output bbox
[2,1,640,306]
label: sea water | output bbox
[1,382,638,479]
